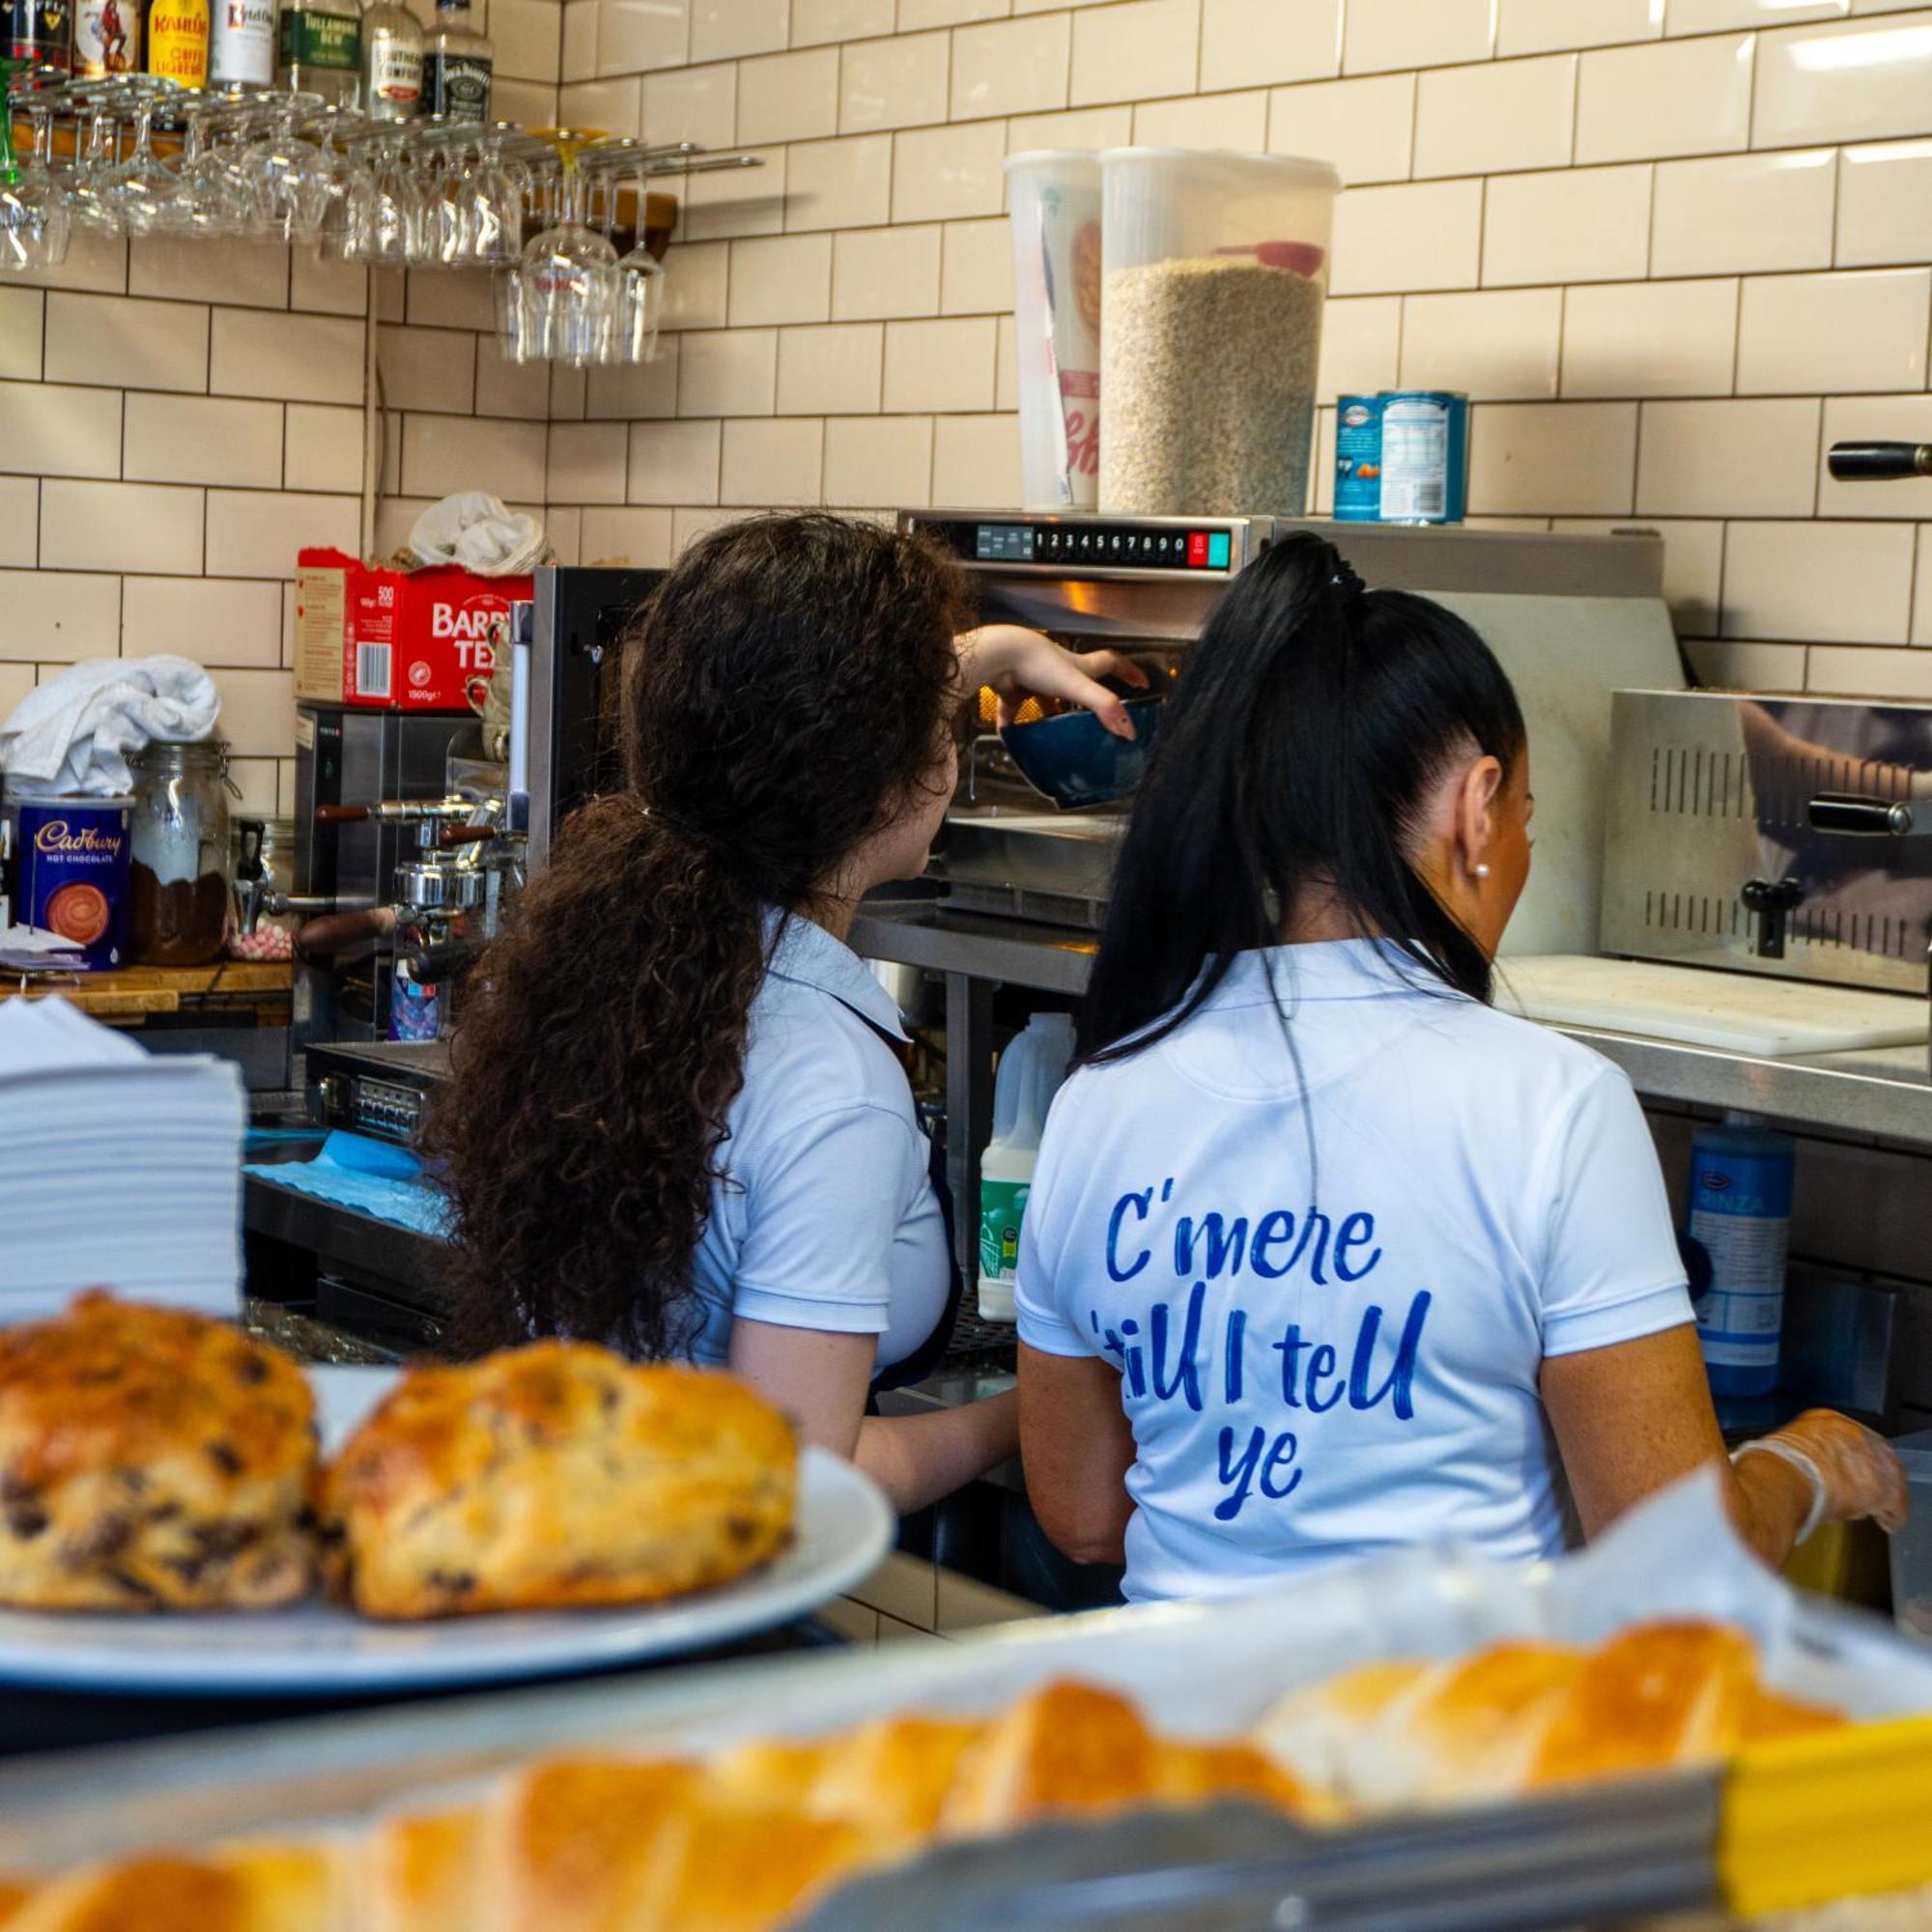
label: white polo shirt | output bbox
[1016,939,1692,1603]
[686,912,952,1373]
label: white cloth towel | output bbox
[0,655,221,798]
[410,492,548,575]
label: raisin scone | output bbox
[321,1343,797,1619]
[0,1293,318,1611]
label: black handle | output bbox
[235,818,265,883]
[1809,791,1914,837]
[1741,876,1804,911]
[1741,875,1804,960]
[1827,440,1932,481]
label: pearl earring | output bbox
[1474,863,1491,880]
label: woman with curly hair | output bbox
[429,513,1140,1512]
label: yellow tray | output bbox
[1722,1710,1932,1917]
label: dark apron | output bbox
[838,1002,965,1396]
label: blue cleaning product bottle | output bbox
[1688,1111,1796,1400]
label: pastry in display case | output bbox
[0,1293,318,1612]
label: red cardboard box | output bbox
[294,548,531,711]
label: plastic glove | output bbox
[1756,1408,1910,1535]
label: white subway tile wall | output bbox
[6,0,1932,845]
[685,144,790,240]
[0,4,566,814]
[525,0,1932,745]
[510,0,1917,753]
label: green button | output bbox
[1207,531,1232,568]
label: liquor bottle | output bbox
[147,0,210,86]
[7,0,73,72]
[71,0,139,76]
[208,0,274,87]
[358,0,421,120]
[274,0,359,104]
[422,0,489,124]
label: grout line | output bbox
[1723,268,1745,399]
[1566,48,1580,168]
[1809,395,1824,518]
[1641,159,1661,281]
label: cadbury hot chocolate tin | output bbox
[2,790,132,970]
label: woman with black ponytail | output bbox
[431,513,1143,1515]
[1017,534,1904,1601]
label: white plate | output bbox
[309,1363,405,1454]
[0,1369,893,1697]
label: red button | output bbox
[1186,530,1208,566]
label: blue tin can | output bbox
[1375,389,1468,525]
[3,790,133,970]
[1333,394,1383,523]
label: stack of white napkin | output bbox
[0,996,244,1321]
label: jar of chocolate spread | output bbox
[128,740,234,968]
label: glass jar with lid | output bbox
[128,739,234,967]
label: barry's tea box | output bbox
[294,549,532,711]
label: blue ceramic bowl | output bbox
[998,696,1166,810]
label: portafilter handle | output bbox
[314,799,477,827]
[1827,440,1932,480]
[1807,792,1932,838]
[239,883,341,935]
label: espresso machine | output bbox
[280,566,663,1063]
[245,564,664,1345]
[897,510,1686,955]
[280,706,493,1049]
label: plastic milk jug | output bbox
[976,1011,1076,1323]
[1689,1110,1796,1400]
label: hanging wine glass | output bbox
[508,128,618,366]
[0,60,72,270]
[102,81,180,237]
[61,100,125,236]
[159,96,228,237]
[463,124,525,267]
[17,95,63,198]
[422,130,469,267]
[307,106,362,261]
[602,167,665,366]
[245,94,332,243]
[347,128,423,264]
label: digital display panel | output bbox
[975,525,1037,561]
[943,519,1241,572]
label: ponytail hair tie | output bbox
[1328,558,1366,601]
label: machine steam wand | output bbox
[248,798,522,1006]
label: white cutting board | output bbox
[1496,954,1930,1058]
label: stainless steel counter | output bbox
[852,900,1932,1151]
[879,1366,1021,1492]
